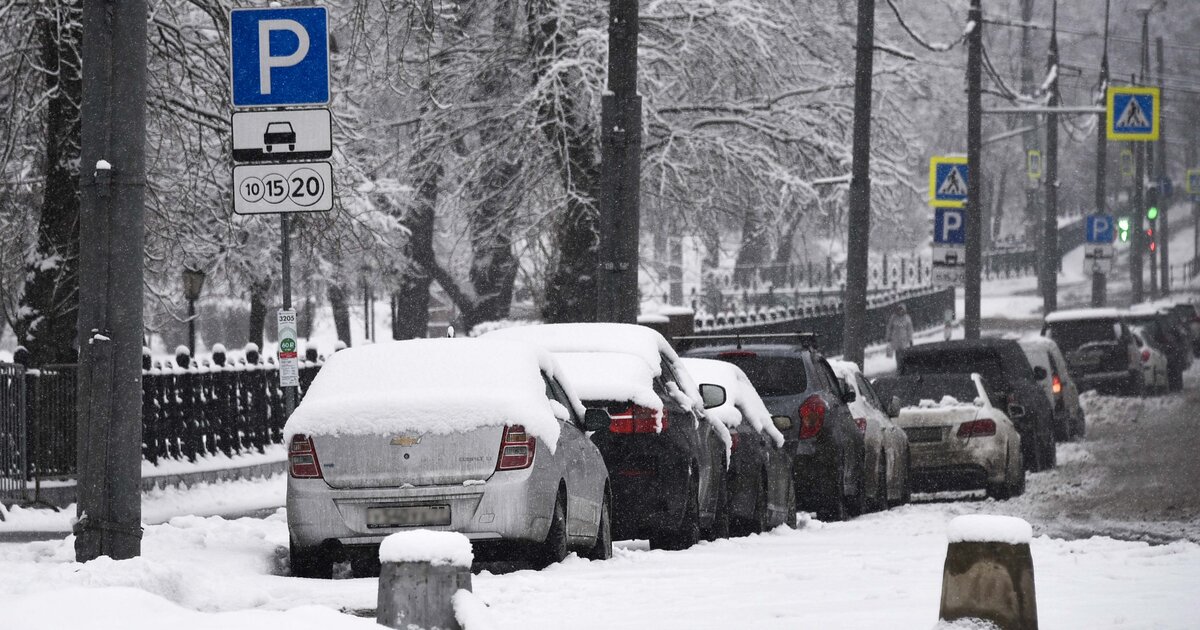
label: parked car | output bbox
[680,333,866,522]
[1126,305,1193,391]
[829,360,911,510]
[1167,302,1200,356]
[1043,308,1143,397]
[285,338,612,578]
[872,373,1025,500]
[680,357,795,534]
[487,323,729,550]
[896,339,1056,472]
[1131,327,1170,394]
[1017,336,1085,441]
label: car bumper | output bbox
[908,434,1007,491]
[287,467,553,550]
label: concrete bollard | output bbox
[377,530,474,630]
[939,515,1038,630]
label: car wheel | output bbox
[349,548,381,578]
[846,457,866,518]
[785,476,798,528]
[1043,428,1057,470]
[1169,366,1184,392]
[875,452,890,512]
[705,472,730,541]
[539,490,569,567]
[897,451,912,506]
[751,471,771,533]
[582,490,612,561]
[815,457,849,522]
[290,541,332,579]
[651,474,701,551]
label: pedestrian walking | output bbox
[887,303,914,357]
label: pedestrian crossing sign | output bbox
[929,156,968,208]
[1187,169,1200,195]
[1107,86,1159,141]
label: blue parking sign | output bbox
[934,208,966,245]
[1086,214,1114,244]
[231,7,329,107]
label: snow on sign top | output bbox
[947,514,1032,545]
[284,338,582,447]
[681,357,783,447]
[378,530,473,567]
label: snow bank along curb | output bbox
[940,515,1038,630]
[377,530,483,630]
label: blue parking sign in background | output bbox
[231,7,329,107]
[1086,214,1114,244]
[934,208,966,245]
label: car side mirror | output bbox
[838,380,856,404]
[699,383,727,409]
[1032,366,1048,381]
[582,408,612,432]
[1008,403,1026,418]
[772,415,794,432]
[887,396,902,418]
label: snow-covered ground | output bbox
[4,386,1200,629]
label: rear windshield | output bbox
[874,376,979,408]
[1045,320,1121,353]
[711,354,808,397]
[900,350,1005,385]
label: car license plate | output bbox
[366,505,451,529]
[904,427,944,443]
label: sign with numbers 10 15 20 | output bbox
[233,161,333,215]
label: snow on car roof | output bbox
[680,357,784,447]
[284,338,580,447]
[1044,308,1125,323]
[554,352,661,409]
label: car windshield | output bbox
[900,350,1005,385]
[709,354,807,397]
[1045,320,1121,353]
[874,376,980,408]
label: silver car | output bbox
[830,360,911,511]
[285,338,612,578]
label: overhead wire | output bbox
[881,0,969,53]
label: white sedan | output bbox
[829,360,911,510]
[1131,327,1169,394]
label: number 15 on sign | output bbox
[234,161,333,214]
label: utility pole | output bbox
[1092,0,1111,307]
[1019,0,1041,266]
[1132,73,1146,304]
[1143,12,1158,298]
[75,0,148,562]
[965,0,983,340]
[842,0,876,368]
[1156,37,1169,295]
[596,0,642,323]
[1041,0,1060,314]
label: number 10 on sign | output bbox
[234,161,333,214]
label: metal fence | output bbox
[1,362,27,504]
[29,365,77,479]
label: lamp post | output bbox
[182,268,207,355]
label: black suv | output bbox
[1126,306,1193,391]
[896,339,1056,472]
[1042,309,1142,396]
[680,334,865,522]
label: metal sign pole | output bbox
[281,214,296,418]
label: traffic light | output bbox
[1117,216,1131,242]
[1147,206,1159,221]
[1147,228,1156,252]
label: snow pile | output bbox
[947,515,1033,545]
[378,530,473,567]
[453,590,498,630]
[285,339,583,449]
[1078,389,1185,427]
[680,357,783,447]
[554,352,660,409]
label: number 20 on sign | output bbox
[234,162,333,215]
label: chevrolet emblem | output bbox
[390,435,422,447]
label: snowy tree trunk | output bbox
[15,5,83,366]
[247,278,271,350]
[328,284,352,346]
[733,207,769,288]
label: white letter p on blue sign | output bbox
[231,7,329,107]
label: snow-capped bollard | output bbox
[939,515,1038,630]
[377,530,474,630]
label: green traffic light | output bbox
[1147,206,1159,221]
[1117,217,1130,230]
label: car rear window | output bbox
[874,376,979,408]
[900,350,1005,386]
[711,354,808,396]
[1045,320,1121,353]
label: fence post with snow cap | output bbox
[377,530,480,630]
[939,515,1038,630]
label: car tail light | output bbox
[289,434,323,479]
[496,425,536,470]
[609,405,668,434]
[729,432,740,451]
[957,418,997,438]
[798,395,826,440]
[854,417,867,434]
[1051,374,1063,395]
[1141,350,1151,362]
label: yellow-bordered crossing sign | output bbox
[1107,86,1160,141]
[929,155,968,208]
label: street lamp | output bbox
[182,267,207,355]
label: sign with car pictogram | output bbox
[232,109,331,163]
